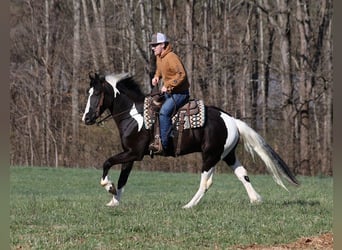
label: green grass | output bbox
[10,166,332,249]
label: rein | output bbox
[95,83,165,126]
[95,81,135,125]
[96,113,112,125]
[96,108,142,126]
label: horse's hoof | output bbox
[250,197,263,204]
[106,198,119,207]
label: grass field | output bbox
[10,166,332,249]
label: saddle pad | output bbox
[143,97,205,130]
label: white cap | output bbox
[149,32,169,45]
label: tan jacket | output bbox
[154,44,190,93]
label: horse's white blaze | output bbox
[105,73,130,98]
[219,112,239,159]
[130,103,143,132]
[82,87,94,121]
[183,167,215,208]
[232,161,262,203]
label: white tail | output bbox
[234,119,299,190]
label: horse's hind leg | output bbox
[224,152,262,203]
[182,166,215,209]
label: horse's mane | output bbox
[115,76,147,103]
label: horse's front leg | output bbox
[99,151,138,206]
[100,160,117,196]
[104,162,134,207]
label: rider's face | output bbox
[151,43,164,56]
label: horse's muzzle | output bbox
[84,113,97,125]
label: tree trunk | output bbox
[81,0,99,70]
[43,0,52,166]
[264,0,296,170]
[126,0,136,74]
[185,0,193,85]
[72,0,81,167]
[323,2,333,175]
[159,1,167,31]
[257,0,266,135]
[250,3,258,129]
[296,0,310,174]
[91,0,109,68]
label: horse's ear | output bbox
[94,72,105,82]
[99,74,105,82]
[89,71,95,80]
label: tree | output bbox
[72,0,81,167]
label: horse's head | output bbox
[82,72,108,125]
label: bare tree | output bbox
[72,0,81,167]
[81,0,99,70]
[257,0,267,135]
[91,0,110,68]
[185,0,194,85]
[295,0,310,173]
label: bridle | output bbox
[94,81,142,126]
[96,106,143,126]
[96,112,112,125]
[96,88,105,118]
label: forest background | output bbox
[10,0,333,176]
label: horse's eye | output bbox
[93,89,101,96]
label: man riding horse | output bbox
[148,32,190,155]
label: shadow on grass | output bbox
[282,200,321,206]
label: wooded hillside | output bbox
[10,0,332,175]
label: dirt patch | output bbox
[236,233,333,250]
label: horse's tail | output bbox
[234,118,300,190]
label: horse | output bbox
[82,72,299,208]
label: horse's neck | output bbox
[111,94,143,122]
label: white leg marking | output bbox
[100,176,121,206]
[100,175,109,186]
[219,112,239,159]
[106,188,124,207]
[206,167,215,189]
[183,167,215,208]
[233,161,262,203]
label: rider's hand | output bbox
[161,86,168,93]
[152,77,159,86]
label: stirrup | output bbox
[149,143,163,155]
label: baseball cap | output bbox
[149,32,169,45]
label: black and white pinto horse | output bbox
[82,72,299,208]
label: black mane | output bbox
[116,77,147,103]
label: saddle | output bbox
[143,96,205,130]
[143,94,205,156]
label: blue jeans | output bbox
[159,91,189,149]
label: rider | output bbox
[149,32,190,154]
